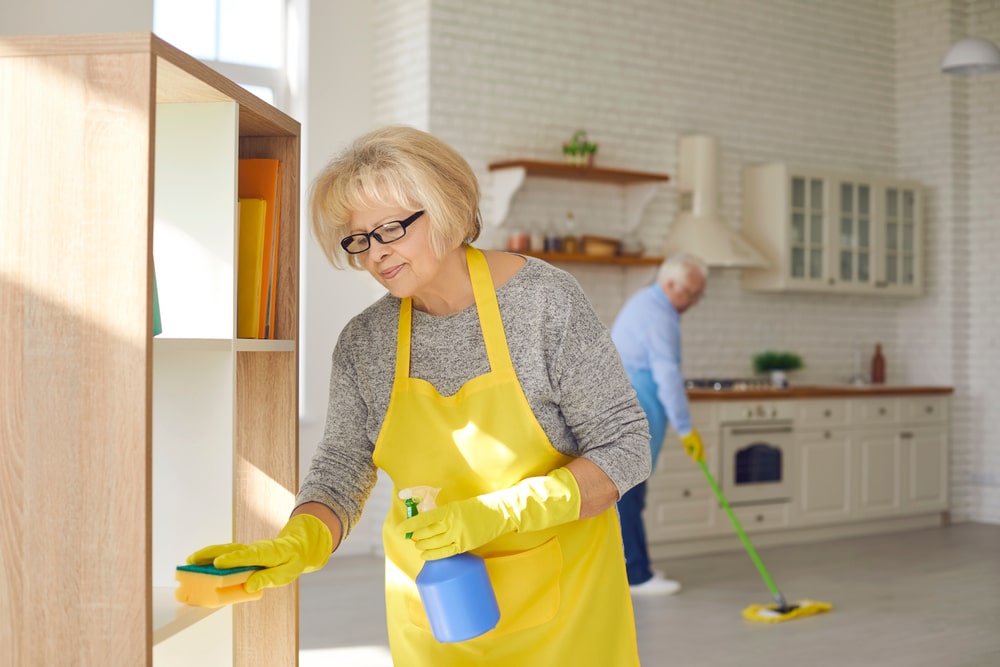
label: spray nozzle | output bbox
[399,486,441,540]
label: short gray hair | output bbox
[656,252,708,288]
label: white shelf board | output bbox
[152,586,220,645]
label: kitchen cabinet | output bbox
[1,33,299,666]
[487,159,670,264]
[740,164,923,296]
[646,390,949,559]
[645,404,720,541]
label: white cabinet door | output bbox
[854,428,903,518]
[902,426,948,512]
[646,446,720,541]
[877,184,922,295]
[794,428,853,525]
[832,179,875,290]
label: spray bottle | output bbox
[399,487,501,643]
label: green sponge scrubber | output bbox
[175,563,264,608]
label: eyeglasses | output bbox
[340,210,425,254]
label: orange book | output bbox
[237,159,282,339]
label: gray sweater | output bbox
[296,255,651,538]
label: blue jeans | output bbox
[618,367,668,586]
[618,479,652,585]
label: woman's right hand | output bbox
[186,513,334,592]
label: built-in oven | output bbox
[720,419,794,505]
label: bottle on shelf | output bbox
[562,211,579,254]
[871,343,886,384]
[544,219,563,252]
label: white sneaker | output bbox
[629,572,681,596]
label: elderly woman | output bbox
[188,126,650,665]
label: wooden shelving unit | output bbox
[1,33,299,666]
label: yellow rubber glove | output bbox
[402,467,581,560]
[186,514,333,593]
[680,429,705,462]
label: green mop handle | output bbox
[697,459,788,608]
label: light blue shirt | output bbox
[610,284,692,466]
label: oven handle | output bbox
[727,425,794,436]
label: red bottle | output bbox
[871,344,886,385]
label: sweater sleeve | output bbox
[295,316,380,539]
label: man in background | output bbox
[611,252,708,595]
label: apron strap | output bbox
[395,297,413,378]
[465,245,515,374]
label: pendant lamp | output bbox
[941,37,1000,75]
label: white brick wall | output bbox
[348,0,1000,542]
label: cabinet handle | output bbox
[756,514,765,523]
[925,405,934,414]
[823,409,832,417]
[824,430,831,439]
[828,278,835,285]
[878,407,887,416]
[875,281,888,288]
[900,431,913,439]
[682,489,691,498]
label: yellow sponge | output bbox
[175,564,264,608]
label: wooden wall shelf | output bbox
[523,251,664,267]
[488,159,671,184]
[487,159,670,231]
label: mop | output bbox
[697,459,833,623]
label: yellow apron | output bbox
[373,245,640,666]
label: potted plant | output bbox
[752,351,804,388]
[562,130,598,166]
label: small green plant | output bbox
[753,351,804,374]
[562,129,598,166]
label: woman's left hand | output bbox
[402,468,581,559]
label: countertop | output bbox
[687,385,954,401]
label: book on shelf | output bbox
[237,158,283,339]
[152,262,162,336]
[236,198,267,339]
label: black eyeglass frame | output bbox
[340,210,425,254]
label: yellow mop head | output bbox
[742,600,832,623]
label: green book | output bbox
[153,264,162,336]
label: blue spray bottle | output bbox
[399,487,501,643]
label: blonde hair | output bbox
[310,125,482,269]
[656,252,708,288]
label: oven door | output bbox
[721,421,794,504]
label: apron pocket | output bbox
[482,537,563,636]
[405,538,563,637]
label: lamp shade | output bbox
[941,37,1000,75]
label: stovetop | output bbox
[684,378,772,391]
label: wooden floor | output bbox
[300,523,1000,666]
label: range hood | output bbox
[662,134,769,268]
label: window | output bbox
[154,0,289,110]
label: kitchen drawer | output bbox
[899,396,948,424]
[793,399,849,429]
[850,397,898,425]
[647,471,712,505]
[651,497,713,530]
[728,503,790,533]
[656,444,718,473]
[718,400,794,423]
